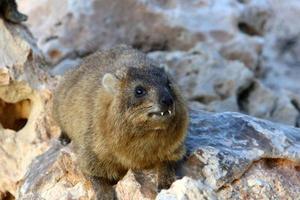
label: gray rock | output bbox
[260,0,300,95]
[50,58,81,75]
[18,0,248,66]
[157,109,300,199]
[238,81,299,126]
[184,110,300,190]
[18,109,300,199]
[149,45,255,113]
[149,46,300,126]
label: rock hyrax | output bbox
[0,0,27,23]
[53,45,188,199]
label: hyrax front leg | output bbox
[157,161,176,191]
[89,176,116,200]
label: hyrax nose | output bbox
[160,95,174,107]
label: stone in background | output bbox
[18,0,300,127]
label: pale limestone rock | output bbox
[157,110,300,199]
[0,67,9,85]
[0,20,30,69]
[18,143,94,200]
[149,45,254,113]
[17,0,245,66]
[149,46,299,126]
[18,110,300,199]
[259,0,300,95]
[156,177,217,200]
[220,36,263,70]
[184,110,300,190]
[238,81,299,126]
[0,18,56,198]
[18,0,300,112]
[218,159,300,199]
[116,170,157,200]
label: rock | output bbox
[18,142,95,200]
[156,177,217,200]
[18,142,158,200]
[220,36,263,71]
[238,81,299,126]
[0,67,9,85]
[50,58,81,75]
[18,109,300,199]
[0,18,56,198]
[218,158,300,199]
[18,0,260,68]
[149,45,300,126]
[237,0,271,36]
[260,0,300,95]
[116,170,157,200]
[158,110,300,199]
[287,92,300,128]
[184,110,300,189]
[149,45,255,113]
[19,0,300,97]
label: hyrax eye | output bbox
[135,86,147,97]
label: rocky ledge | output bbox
[18,110,300,199]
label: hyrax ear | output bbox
[102,73,118,93]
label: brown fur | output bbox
[53,45,188,191]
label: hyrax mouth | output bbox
[148,107,174,119]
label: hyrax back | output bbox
[53,45,188,182]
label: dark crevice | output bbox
[0,98,31,131]
[291,99,300,127]
[1,191,15,200]
[269,98,279,118]
[132,39,169,53]
[238,22,262,37]
[237,81,256,113]
[277,36,299,56]
[132,33,170,52]
[43,35,59,43]
[237,0,250,4]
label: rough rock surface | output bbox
[17,0,263,67]
[260,0,300,95]
[17,0,300,125]
[18,110,300,199]
[18,142,94,200]
[0,19,56,199]
[149,46,299,126]
[149,45,255,112]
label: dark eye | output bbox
[135,86,147,97]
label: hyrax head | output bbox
[102,65,182,130]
